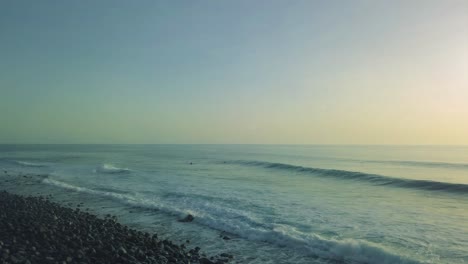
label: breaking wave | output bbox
[94,164,131,174]
[362,159,468,170]
[226,160,468,194]
[15,160,47,167]
[42,178,421,264]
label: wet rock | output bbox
[178,214,194,222]
[220,253,233,259]
[118,246,127,255]
[199,257,215,264]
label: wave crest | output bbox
[15,160,47,167]
[226,160,468,194]
[366,160,468,170]
[95,164,130,174]
[42,178,421,264]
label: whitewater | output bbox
[1,144,467,264]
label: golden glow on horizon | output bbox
[0,1,467,144]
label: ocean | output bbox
[1,144,467,264]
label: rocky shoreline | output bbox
[0,190,233,264]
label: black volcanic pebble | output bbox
[0,191,232,264]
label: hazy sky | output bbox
[1,0,467,144]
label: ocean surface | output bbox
[1,144,467,264]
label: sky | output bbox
[1,0,467,144]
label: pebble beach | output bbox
[0,172,233,264]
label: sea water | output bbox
[1,144,467,264]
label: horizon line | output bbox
[1,143,467,147]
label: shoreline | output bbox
[0,188,233,264]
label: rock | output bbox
[199,257,215,264]
[118,246,127,255]
[220,253,233,258]
[10,255,20,263]
[0,191,231,264]
[178,214,194,222]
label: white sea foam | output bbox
[42,178,421,264]
[15,160,46,167]
[192,213,421,264]
[94,164,130,174]
[42,178,186,216]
